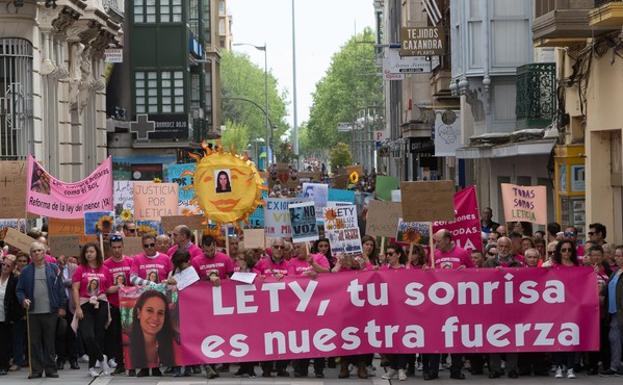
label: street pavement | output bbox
[2,363,623,385]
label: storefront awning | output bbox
[455,139,557,159]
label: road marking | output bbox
[90,377,112,385]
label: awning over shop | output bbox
[455,139,556,159]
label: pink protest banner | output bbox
[433,186,482,251]
[26,155,113,219]
[118,267,601,367]
[501,183,548,225]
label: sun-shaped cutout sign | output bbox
[186,142,265,229]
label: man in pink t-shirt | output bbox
[167,225,203,259]
[255,239,289,278]
[433,229,474,270]
[130,235,173,286]
[191,235,234,286]
[103,234,133,373]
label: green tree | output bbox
[306,27,382,151]
[220,51,289,150]
[220,120,250,152]
[329,142,353,170]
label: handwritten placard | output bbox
[4,228,35,254]
[133,182,179,221]
[161,215,204,232]
[48,235,81,258]
[365,200,403,238]
[243,229,266,249]
[123,236,144,257]
[0,161,26,219]
[400,180,454,222]
[501,183,547,225]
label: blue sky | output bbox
[227,0,375,128]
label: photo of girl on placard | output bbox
[215,169,232,193]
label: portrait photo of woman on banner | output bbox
[215,169,232,193]
[127,289,178,369]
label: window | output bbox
[134,0,156,23]
[219,0,225,16]
[161,71,185,113]
[161,0,183,23]
[0,38,33,159]
[134,71,159,114]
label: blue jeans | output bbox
[608,316,623,371]
[12,319,26,366]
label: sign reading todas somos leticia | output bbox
[116,268,600,368]
[26,155,113,219]
[501,183,548,225]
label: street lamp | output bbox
[232,42,270,164]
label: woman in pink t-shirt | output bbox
[72,243,114,377]
[361,235,380,269]
[407,244,427,270]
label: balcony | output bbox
[532,0,594,47]
[589,0,623,28]
[515,63,556,130]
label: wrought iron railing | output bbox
[515,63,556,130]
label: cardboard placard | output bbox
[123,236,144,257]
[365,200,403,238]
[4,228,35,254]
[133,182,179,221]
[400,181,455,222]
[501,183,547,225]
[289,201,319,243]
[376,175,400,201]
[0,161,26,219]
[48,235,81,257]
[161,215,205,232]
[48,218,85,236]
[346,165,363,179]
[242,229,266,250]
[332,175,349,189]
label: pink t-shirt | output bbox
[104,256,133,307]
[287,254,330,276]
[167,242,204,259]
[45,254,57,264]
[72,265,112,300]
[131,252,173,283]
[434,246,474,270]
[380,264,406,271]
[254,257,289,277]
[191,252,235,279]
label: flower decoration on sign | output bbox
[349,171,359,184]
[403,228,422,243]
[119,209,133,222]
[324,208,338,222]
[185,142,266,236]
[153,177,162,183]
[96,215,114,234]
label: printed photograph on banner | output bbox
[30,161,51,194]
[396,218,430,245]
[288,201,319,243]
[301,183,328,221]
[87,278,100,296]
[84,211,115,235]
[214,169,232,193]
[120,285,181,369]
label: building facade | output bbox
[376,0,459,182]
[106,0,221,181]
[217,0,232,51]
[532,0,622,242]
[451,0,557,227]
[0,0,122,181]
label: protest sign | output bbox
[133,182,179,221]
[289,201,319,243]
[323,204,362,255]
[84,211,115,235]
[123,237,144,256]
[248,206,265,228]
[243,229,266,249]
[48,235,81,257]
[26,155,113,219]
[165,163,200,213]
[0,160,26,218]
[376,175,400,202]
[4,228,35,253]
[391,189,401,202]
[168,268,598,365]
[120,285,180,369]
[113,181,134,216]
[328,188,356,204]
[48,218,84,235]
[400,180,454,222]
[501,183,548,225]
[264,198,305,237]
[396,219,430,245]
[365,201,403,238]
[302,183,328,222]
[0,219,26,234]
[433,186,482,251]
[332,175,349,189]
[137,220,161,235]
[345,165,363,182]
[161,215,204,232]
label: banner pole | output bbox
[225,226,230,255]
[194,230,200,246]
[99,233,104,256]
[380,236,385,256]
[26,309,32,378]
[429,223,434,268]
